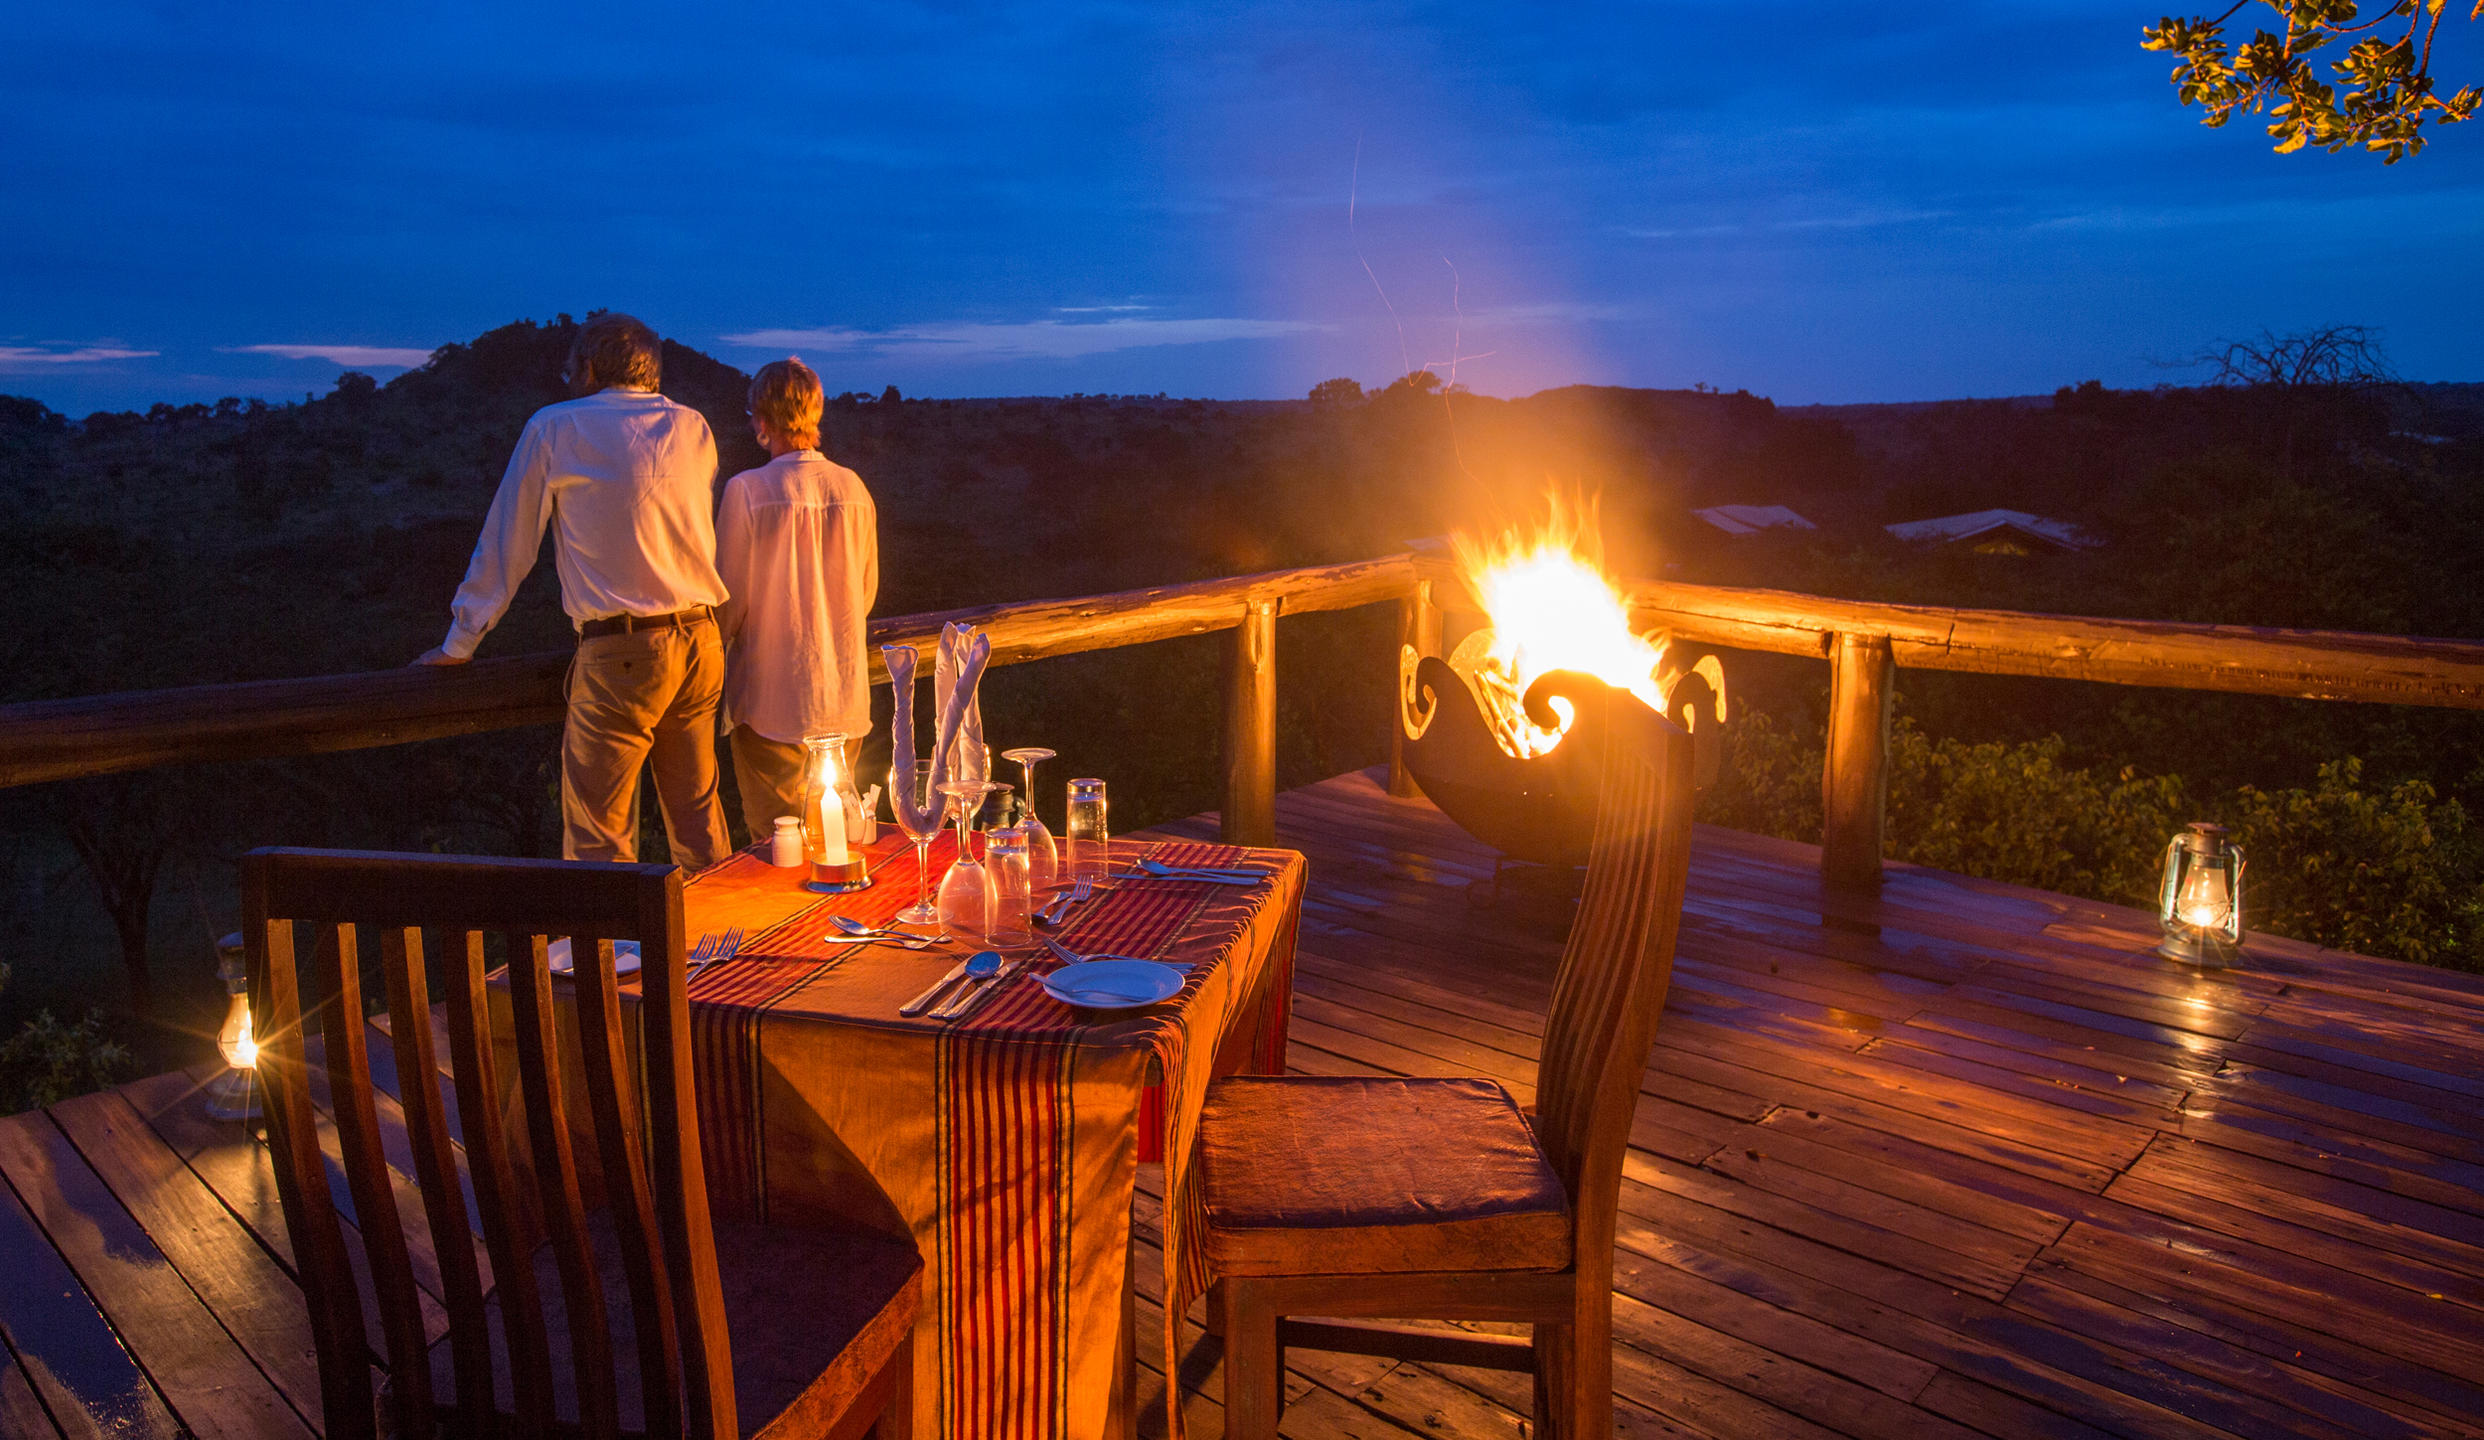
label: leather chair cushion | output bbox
[1198,1075,1572,1277]
[429,1210,921,1437]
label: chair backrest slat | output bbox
[636,878,735,1438]
[504,930,624,1437]
[249,909,379,1440]
[245,847,734,1440]
[573,936,686,1436]
[379,925,495,1432]
[445,928,558,1437]
[1526,677,1698,1268]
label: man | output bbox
[715,356,880,840]
[413,313,733,869]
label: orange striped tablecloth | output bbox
[668,831,1302,1440]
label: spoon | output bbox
[899,950,995,1016]
[928,951,1007,1020]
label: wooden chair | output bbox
[1199,673,1697,1439]
[243,847,922,1440]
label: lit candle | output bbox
[817,778,849,866]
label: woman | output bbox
[715,357,880,841]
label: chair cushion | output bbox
[429,1210,921,1438]
[1197,1075,1572,1277]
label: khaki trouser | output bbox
[728,726,807,844]
[729,726,890,848]
[563,619,733,869]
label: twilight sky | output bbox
[4,2,2479,415]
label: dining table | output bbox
[492,825,1305,1440]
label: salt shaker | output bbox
[770,815,804,867]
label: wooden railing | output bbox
[8,547,2484,882]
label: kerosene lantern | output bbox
[203,931,261,1121]
[2158,822,2245,966]
[800,732,872,893]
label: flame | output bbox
[1450,497,1668,757]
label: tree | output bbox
[2144,1,2481,162]
[2196,322,2399,478]
[1308,377,1364,407]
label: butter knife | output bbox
[900,956,979,1016]
[933,957,1027,1021]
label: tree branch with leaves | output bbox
[2144,0,2481,161]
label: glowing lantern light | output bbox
[2158,823,2245,966]
[204,932,261,1121]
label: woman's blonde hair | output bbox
[748,357,824,446]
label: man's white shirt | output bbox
[715,449,880,744]
[439,388,728,659]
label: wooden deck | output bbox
[5,768,2483,1439]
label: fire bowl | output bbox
[1400,651,1724,867]
[1400,657,1612,867]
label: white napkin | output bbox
[936,622,989,785]
[884,628,993,834]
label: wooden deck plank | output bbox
[10,764,2484,1440]
[0,1347,64,1440]
[0,1112,313,1440]
[0,1165,182,1440]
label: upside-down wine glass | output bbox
[1000,747,1059,886]
[892,760,943,924]
[936,779,1004,941]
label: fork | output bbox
[687,926,742,986]
[1033,880,1093,929]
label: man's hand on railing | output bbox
[410,647,468,667]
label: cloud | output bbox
[719,316,1326,363]
[225,343,435,368]
[0,344,158,371]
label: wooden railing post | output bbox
[1223,599,1278,846]
[1387,580,1442,798]
[1822,632,1894,889]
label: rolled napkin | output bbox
[936,622,989,785]
[883,629,994,835]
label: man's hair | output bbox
[748,357,824,445]
[566,313,662,391]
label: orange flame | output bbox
[1449,497,1668,757]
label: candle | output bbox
[817,782,849,866]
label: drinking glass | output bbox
[936,780,1002,940]
[1066,778,1109,883]
[1000,747,1060,887]
[986,825,1034,947]
[892,760,943,924]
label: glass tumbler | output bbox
[1066,778,1109,883]
[986,825,1034,947]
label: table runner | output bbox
[671,832,1301,1439]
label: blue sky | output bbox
[3,2,2478,414]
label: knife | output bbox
[933,957,1027,1021]
[899,956,979,1016]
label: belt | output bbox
[579,606,714,640]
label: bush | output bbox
[1704,710,2484,972]
[0,964,133,1113]
[2226,759,2484,967]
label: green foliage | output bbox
[0,964,133,1114]
[2143,1,2481,161]
[1706,710,2484,971]
[2226,758,2484,965]
[1885,725,2188,906]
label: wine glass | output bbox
[936,780,1002,941]
[1000,747,1060,887]
[892,760,942,924]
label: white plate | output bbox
[548,938,642,977]
[1040,959,1184,1010]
